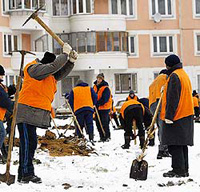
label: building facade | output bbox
[1,0,200,107]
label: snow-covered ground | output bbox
[1,119,200,192]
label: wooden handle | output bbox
[132,120,137,145]
[35,17,65,47]
[94,106,106,137]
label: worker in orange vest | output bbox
[192,90,199,121]
[93,73,112,142]
[149,69,170,159]
[68,80,97,141]
[126,90,139,101]
[0,65,12,164]
[161,54,194,178]
[16,44,77,184]
[120,99,152,149]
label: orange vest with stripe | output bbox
[0,84,7,121]
[193,96,199,108]
[160,69,194,121]
[127,95,138,101]
[73,86,93,113]
[18,60,57,111]
[120,100,145,119]
[97,86,112,110]
[149,74,167,107]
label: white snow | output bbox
[1,120,200,192]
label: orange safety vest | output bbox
[193,96,199,108]
[127,95,138,101]
[18,60,57,112]
[97,86,112,110]
[73,86,93,113]
[120,99,145,119]
[0,84,8,121]
[160,69,194,121]
[149,74,167,108]
[93,84,97,93]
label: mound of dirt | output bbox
[38,131,95,157]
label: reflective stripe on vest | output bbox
[149,74,167,108]
[73,86,93,113]
[120,100,145,119]
[193,96,199,108]
[160,69,194,121]
[18,60,57,111]
[97,86,112,110]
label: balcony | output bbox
[11,52,44,70]
[73,52,128,70]
[69,14,126,32]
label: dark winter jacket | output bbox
[93,80,111,111]
[69,82,97,115]
[161,63,194,146]
[17,53,74,128]
[0,85,12,113]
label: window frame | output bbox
[194,31,200,56]
[149,0,175,19]
[109,0,136,17]
[3,33,20,56]
[70,0,92,15]
[115,73,137,94]
[128,35,138,56]
[52,0,70,16]
[151,34,175,57]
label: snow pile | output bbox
[0,120,200,192]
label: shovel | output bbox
[130,90,164,181]
[0,50,35,185]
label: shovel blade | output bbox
[130,159,148,181]
[0,173,15,185]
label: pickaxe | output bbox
[22,6,68,47]
[0,50,35,185]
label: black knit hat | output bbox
[40,52,56,64]
[129,90,134,94]
[0,65,5,76]
[97,73,104,79]
[165,54,180,67]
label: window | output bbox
[129,36,137,55]
[3,34,19,55]
[53,33,69,54]
[115,73,137,93]
[9,0,45,10]
[113,32,120,51]
[53,0,69,16]
[35,34,48,52]
[71,0,92,14]
[77,32,86,53]
[121,32,128,52]
[97,32,106,52]
[86,32,96,52]
[110,0,135,16]
[152,35,174,55]
[2,0,6,12]
[195,0,200,16]
[151,0,173,17]
[61,76,80,95]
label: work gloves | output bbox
[63,43,72,55]
[165,119,173,124]
[69,50,78,63]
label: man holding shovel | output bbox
[160,54,194,178]
[16,44,77,184]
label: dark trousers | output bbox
[168,145,188,174]
[75,111,94,139]
[96,110,110,140]
[112,113,120,127]
[124,108,145,137]
[18,123,37,177]
[194,107,199,118]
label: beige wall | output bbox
[0,0,9,27]
[94,0,109,14]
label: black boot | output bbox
[139,136,145,149]
[20,175,42,184]
[121,136,131,149]
[1,143,8,160]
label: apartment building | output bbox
[1,0,200,107]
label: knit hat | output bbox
[0,65,5,76]
[96,73,104,80]
[165,54,180,68]
[129,90,134,94]
[193,90,198,97]
[76,79,84,85]
[40,52,56,64]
